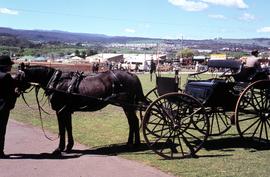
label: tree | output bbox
[176,48,194,59]
[86,49,98,56]
[81,51,86,58]
[75,49,80,56]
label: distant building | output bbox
[122,54,166,71]
[193,55,206,62]
[86,53,123,63]
[210,53,227,60]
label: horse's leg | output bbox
[123,107,140,147]
[53,111,66,154]
[64,112,74,152]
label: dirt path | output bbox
[1,119,175,177]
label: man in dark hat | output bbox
[0,55,18,158]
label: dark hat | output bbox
[251,50,259,56]
[0,55,14,66]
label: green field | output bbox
[10,72,270,177]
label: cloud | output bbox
[168,0,248,11]
[125,28,136,33]
[168,0,208,11]
[208,14,226,19]
[0,8,18,15]
[257,27,270,33]
[239,13,255,21]
[202,0,248,9]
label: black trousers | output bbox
[0,110,10,152]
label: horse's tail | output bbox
[134,76,148,106]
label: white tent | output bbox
[70,56,84,61]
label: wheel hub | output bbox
[260,111,270,122]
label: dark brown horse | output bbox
[16,64,146,154]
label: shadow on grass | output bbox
[203,136,270,152]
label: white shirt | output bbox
[245,55,259,67]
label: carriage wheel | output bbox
[138,88,159,124]
[207,107,232,136]
[235,80,270,143]
[139,87,181,122]
[145,87,159,102]
[142,93,209,159]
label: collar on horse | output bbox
[45,70,124,100]
[46,70,84,95]
[110,70,123,94]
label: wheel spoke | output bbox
[177,135,185,156]
[257,121,263,142]
[239,115,259,122]
[264,122,269,141]
[241,118,260,135]
[181,133,195,155]
[149,130,171,147]
[241,94,259,112]
[146,126,170,136]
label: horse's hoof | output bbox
[126,142,141,150]
[66,142,74,153]
[126,142,134,149]
[134,142,141,149]
[52,148,62,156]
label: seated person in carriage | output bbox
[235,50,268,82]
[240,49,260,68]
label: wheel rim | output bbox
[139,88,159,125]
[207,107,232,136]
[143,93,209,159]
[145,87,159,102]
[236,80,270,143]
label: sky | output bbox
[0,0,269,40]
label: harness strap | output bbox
[46,70,62,94]
[67,71,84,93]
[110,71,123,94]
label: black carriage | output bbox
[142,60,270,159]
[16,61,270,160]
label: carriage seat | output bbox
[188,59,243,79]
[233,67,269,83]
[185,79,225,103]
[156,76,179,96]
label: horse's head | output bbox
[14,63,31,93]
[15,63,55,93]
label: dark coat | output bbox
[0,72,17,111]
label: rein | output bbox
[34,86,58,141]
[21,82,58,141]
[20,85,36,109]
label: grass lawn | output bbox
[10,72,270,177]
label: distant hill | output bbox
[0,27,155,43]
[0,27,270,49]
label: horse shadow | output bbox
[7,143,151,160]
[69,142,152,156]
[7,136,270,160]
